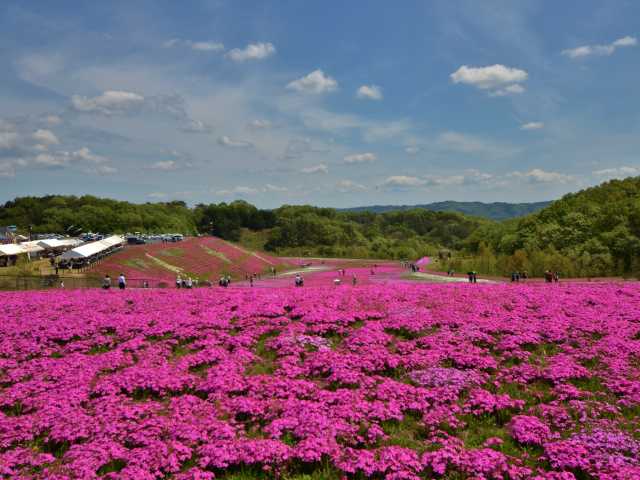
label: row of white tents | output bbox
[1,236,125,268]
[60,235,124,261]
[0,238,82,258]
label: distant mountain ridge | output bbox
[341,201,552,220]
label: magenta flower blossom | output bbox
[0,282,639,478]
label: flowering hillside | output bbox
[1,284,639,478]
[91,237,288,283]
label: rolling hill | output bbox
[341,200,551,220]
[90,236,291,285]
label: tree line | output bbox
[441,177,640,278]
[2,176,640,278]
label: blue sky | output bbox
[0,0,638,208]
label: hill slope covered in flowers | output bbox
[1,283,640,479]
[91,237,289,284]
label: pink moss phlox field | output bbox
[1,283,639,478]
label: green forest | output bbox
[2,176,640,278]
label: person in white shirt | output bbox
[118,273,126,290]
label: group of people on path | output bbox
[176,276,196,289]
[102,273,127,290]
[510,271,528,282]
[402,262,420,273]
[544,270,560,283]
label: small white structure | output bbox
[0,244,27,257]
[0,242,45,266]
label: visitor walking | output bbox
[102,274,111,290]
[295,274,304,287]
[176,276,182,289]
[352,275,357,286]
[186,277,193,289]
[118,273,126,290]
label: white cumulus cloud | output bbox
[356,85,383,100]
[33,147,109,169]
[381,175,426,188]
[344,152,377,164]
[510,168,574,184]
[217,136,253,148]
[164,39,224,52]
[613,36,638,47]
[214,186,260,196]
[248,119,272,130]
[287,70,338,94]
[226,42,276,62]
[451,64,528,96]
[592,166,640,180]
[71,90,145,115]
[562,36,637,59]
[404,146,420,155]
[301,163,329,174]
[32,129,59,145]
[264,184,288,193]
[43,115,62,126]
[149,160,179,171]
[181,119,213,134]
[520,122,545,131]
[336,180,366,193]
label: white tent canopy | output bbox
[60,235,124,260]
[17,241,45,254]
[0,244,27,256]
[37,238,81,250]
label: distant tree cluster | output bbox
[0,196,196,235]
[448,177,640,277]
